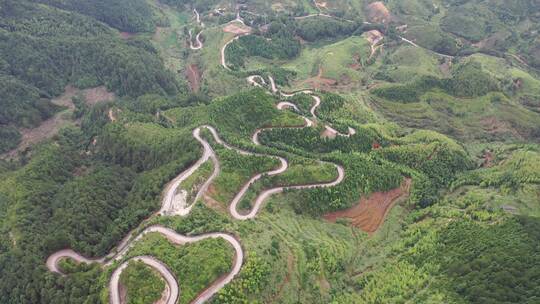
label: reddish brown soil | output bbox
[83,86,115,105]
[186,64,201,92]
[119,283,127,304]
[439,58,452,76]
[349,54,362,70]
[366,2,391,24]
[153,27,166,41]
[482,150,494,168]
[203,193,228,214]
[223,23,251,35]
[349,63,361,70]
[119,32,136,40]
[365,30,384,46]
[301,66,338,90]
[480,116,522,139]
[204,185,229,214]
[364,30,384,59]
[273,252,295,302]
[323,178,412,233]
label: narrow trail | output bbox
[108,108,117,122]
[189,9,204,50]
[193,9,203,27]
[220,34,248,70]
[293,12,354,23]
[189,29,203,50]
[399,36,454,59]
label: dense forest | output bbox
[0,0,179,153]
[35,0,157,33]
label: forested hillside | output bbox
[0,0,179,153]
[35,0,157,33]
[1,0,540,303]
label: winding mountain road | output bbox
[189,29,203,50]
[189,9,205,50]
[160,127,219,216]
[246,75,356,138]
[193,8,203,27]
[221,34,249,70]
[110,256,177,304]
[47,225,243,304]
[46,24,359,304]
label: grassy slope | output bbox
[283,36,371,88]
[371,50,540,143]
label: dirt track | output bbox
[186,64,201,92]
[189,29,204,50]
[400,36,454,59]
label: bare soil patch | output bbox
[320,127,337,139]
[301,66,338,90]
[364,30,384,46]
[339,74,352,85]
[83,86,115,105]
[473,31,511,50]
[204,185,230,214]
[119,283,127,304]
[153,27,167,42]
[323,178,411,233]
[271,3,285,11]
[480,116,522,139]
[223,23,251,35]
[203,193,228,214]
[54,85,114,106]
[349,54,362,70]
[108,109,117,122]
[186,64,201,92]
[53,86,78,108]
[481,150,494,168]
[273,251,295,302]
[439,58,452,76]
[366,2,391,24]
[314,1,328,9]
[364,30,384,59]
[119,32,136,40]
[2,86,115,158]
